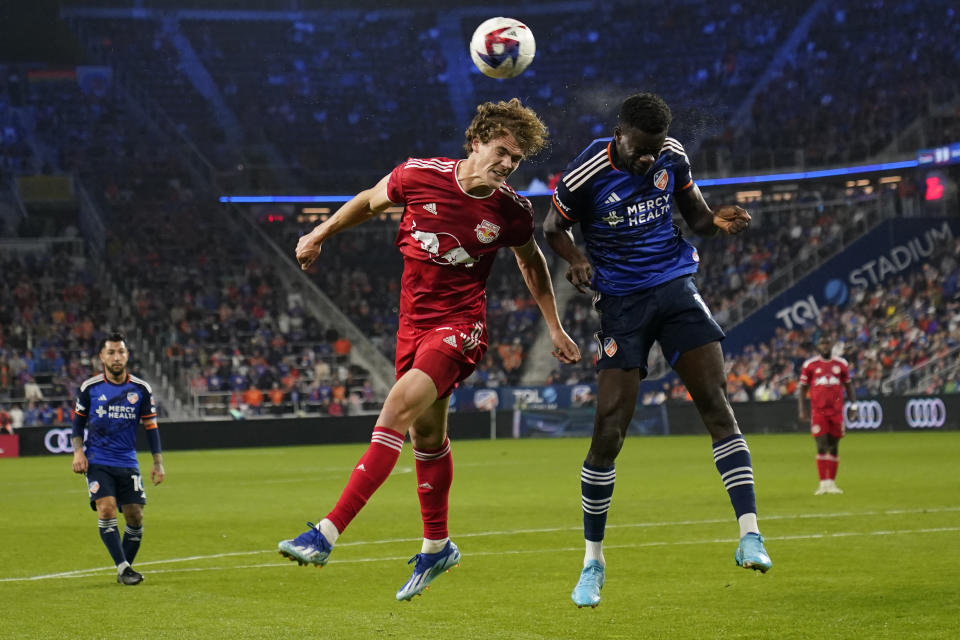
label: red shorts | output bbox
[395,317,487,398]
[810,411,844,438]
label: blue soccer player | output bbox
[71,332,165,585]
[544,93,772,608]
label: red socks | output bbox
[326,427,404,533]
[414,437,453,540]
[816,453,839,480]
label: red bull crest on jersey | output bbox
[475,220,501,244]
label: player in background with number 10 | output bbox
[72,332,165,586]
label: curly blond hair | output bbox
[462,98,548,158]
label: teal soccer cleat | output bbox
[278,522,333,567]
[571,560,605,608]
[735,532,772,573]
[395,540,461,601]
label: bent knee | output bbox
[96,506,118,519]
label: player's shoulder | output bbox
[128,374,154,395]
[559,138,613,193]
[79,373,105,392]
[497,182,534,215]
[660,136,689,165]
[800,356,820,369]
[832,355,851,367]
[401,156,457,175]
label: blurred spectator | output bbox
[0,406,11,434]
[9,404,24,431]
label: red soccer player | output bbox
[278,99,580,600]
[798,335,858,495]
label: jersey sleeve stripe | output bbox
[679,179,694,191]
[565,151,612,191]
[662,141,689,162]
[79,374,105,392]
[143,419,158,427]
[552,195,577,221]
[404,159,455,173]
[663,136,687,155]
[129,374,154,394]
[561,148,608,186]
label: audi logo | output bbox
[905,398,946,429]
[844,400,883,429]
[44,428,75,454]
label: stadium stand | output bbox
[2,2,958,426]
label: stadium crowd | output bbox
[650,233,960,404]
[0,249,116,427]
[2,2,959,426]
[62,2,959,190]
[708,0,960,172]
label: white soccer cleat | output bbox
[824,481,844,494]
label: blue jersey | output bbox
[552,136,700,295]
[73,373,158,468]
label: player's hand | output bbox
[72,451,88,474]
[798,411,808,424]
[565,259,594,294]
[846,405,859,422]
[713,205,751,235]
[295,229,324,271]
[151,462,165,486]
[550,328,581,364]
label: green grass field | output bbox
[2,432,959,639]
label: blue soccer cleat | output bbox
[571,560,605,608]
[395,540,461,601]
[735,532,772,573]
[278,522,333,567]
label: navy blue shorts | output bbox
[594,276,725,375]
[86,464,147,511]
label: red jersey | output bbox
[387,157,535,328]
[799,355,851,414]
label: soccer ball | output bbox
[469,17,536,79]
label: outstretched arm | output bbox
[543,207,593,294]
[295,173,394,270]
[675,184,751,236]
[512,238,581,364]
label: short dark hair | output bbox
[618,93,672,134]
[98,331,127,353]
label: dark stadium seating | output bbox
[3,2,958,422]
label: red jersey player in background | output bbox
[798,335,857,495]
[278,99,581,600]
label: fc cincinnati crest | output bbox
[475,220,501,244]
[603,337,618,357]
[127,392,139,404]
[653,169,668,191]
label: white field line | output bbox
[4,526,959,582]
[2,506,958,583]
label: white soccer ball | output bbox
[469,17,536,79]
